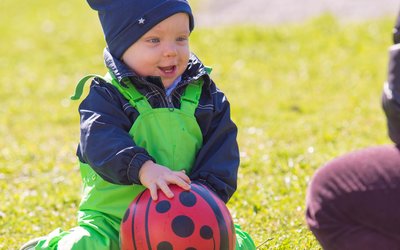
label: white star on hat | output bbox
[138,18,145,24]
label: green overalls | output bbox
[35,74,255,250]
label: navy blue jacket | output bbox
[76,49,239,202]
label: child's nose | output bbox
[163,43,178,57]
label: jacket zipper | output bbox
[167,95,174,111]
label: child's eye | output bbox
[147,38,160,43]
[177,36,188,42]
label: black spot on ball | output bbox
[200,225,213,239]
[186,248,197,250]
[179,191,197,207]
[171,215,194,237]
[122,208,130,222]
[156,200,171,213]
[157,241,173,250]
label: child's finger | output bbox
[170,174,191,190]
[175,170,191,184]
[157,181,174,199]
[148,183,158,201]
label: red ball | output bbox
[120,182,236,250]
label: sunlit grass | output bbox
[0,0,395,248]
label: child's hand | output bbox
[139,160,191,200]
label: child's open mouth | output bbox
[159,65,176,74]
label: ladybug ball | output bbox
[120,182,236,250]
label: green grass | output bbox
[0,0,395,248]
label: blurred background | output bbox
[196,0,399,26]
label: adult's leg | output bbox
[306,145,400,250]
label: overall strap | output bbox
[70,72,152,113]
[106,72,152,113]
[180,79,203,115]
[70,74,106,100]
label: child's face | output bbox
[122,13,191,88]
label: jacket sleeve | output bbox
[382,14,400,145]
[190,84,239,203]
[77,79,154,185]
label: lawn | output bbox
[0,0,395,249]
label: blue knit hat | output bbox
[87,0,194,59]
